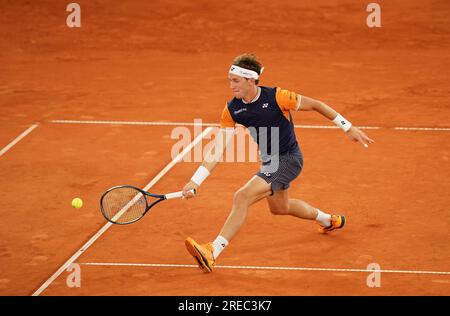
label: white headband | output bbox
[229,65,264,80]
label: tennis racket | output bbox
[100,185,195,225]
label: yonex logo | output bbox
[341,121,346,125]
[264,172,271,177]
[262,103,269,108]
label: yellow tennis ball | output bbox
[72,198,83,209]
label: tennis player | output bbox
[182,53,374,273]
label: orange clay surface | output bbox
[0,0,449,295]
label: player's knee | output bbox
[233,189,251,206]
[269,204,290,216]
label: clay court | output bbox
[0,0,449,296]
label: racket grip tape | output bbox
[165,189,196,200]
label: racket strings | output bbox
[101,187,147,224]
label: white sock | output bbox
[316,209,331,227]
[212,235,229,259]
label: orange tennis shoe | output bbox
[185,237,215,273]
[319,215,346,234]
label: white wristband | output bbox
[333,113,352,132]
[191,166,210,186]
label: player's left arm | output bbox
[298,95,375,147]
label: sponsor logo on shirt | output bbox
[234,108,247,115]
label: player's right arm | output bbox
[182,104,235,198]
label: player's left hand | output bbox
[346,126,375,148]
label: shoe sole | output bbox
[339,215,346,228]
[321,215,346,234]
[185,239,213,273]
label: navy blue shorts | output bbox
[256,151,303,193]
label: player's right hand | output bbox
[182,181,199,199]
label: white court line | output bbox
[31,126,214,296]
[395,127,450,131]
[48,119,378,130]
[48,119,450,132]
[0,123,39,157]
[48,119,220,127]
[79,262,450,276]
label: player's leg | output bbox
[219,175,272,241]
[185,175,271,272]
[262,151,345,232]
[267,189,318,220]
[267,190,346,233]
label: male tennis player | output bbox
[182,53,374,273]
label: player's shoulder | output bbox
[259,86,278,99]
[259,86,278,103]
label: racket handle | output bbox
[165,189,196,200]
